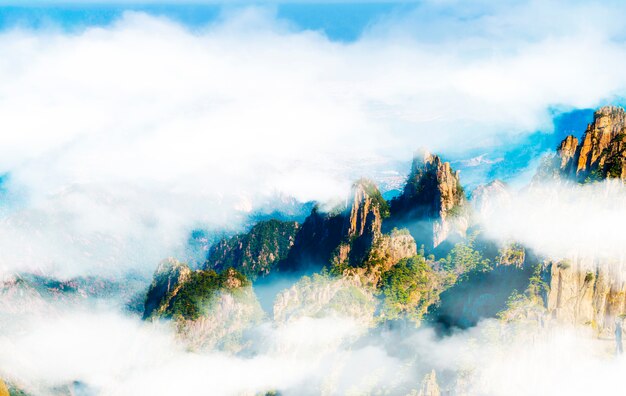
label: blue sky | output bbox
[0,3,403,41]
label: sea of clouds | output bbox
[1,1,626,276]
[2,2,626,394]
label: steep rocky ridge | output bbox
[204,219,299,280]
[556,105,626,181]
[331,179,389,268]
[388,150,469,249]
[529,106,626,333]
[283,179,394,272]
[544,256,626,336]
[143,258,192,319]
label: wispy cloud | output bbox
[0,3,625,275]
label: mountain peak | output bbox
[555,105,626,181]
[594,104,625,119]
[389,150,467,249]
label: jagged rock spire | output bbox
[333,178,388,267]
[418,370,441,396]
[557,105,626,181]
[389,150,468,248]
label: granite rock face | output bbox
[545,257,626,335]
[557,106,626,181]
[333,179,388,267]
[272,273,376,325]
[537,108,626,333]
[143,258,192,319]
[411,370,440,396]
[143,261,263,351]
[370,228,418,271]
[389,150,468,249]
[0,379,8,396]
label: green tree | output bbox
[379,255,441,322]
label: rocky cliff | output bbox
[557,105,626,181]
[417,370,441,396]
[284,178,396,272]
[389,150,468,249]
[204,219,299,280]
[144,262,263,351]
[0,379,8,396]
[332,179,389,267]
[544,256,626,336]
[143,258,192,319]
[531,106,626,333]
[272,272,376,324]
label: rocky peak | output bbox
[543,255,626,335]
[346,178,387,239]
[143,258,191,319]
[417,370,441,396]
[389,150,468,248]
[204,219,299,280]
[557,135,578,170]
[333,179,389,267]
[557,105,626,181]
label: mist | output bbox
[2,297,626,395]
[2,2,626,395]
[1,2,626,276]
[478,179,626,260]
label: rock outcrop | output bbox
[533,108,626,333]
[557,106,626,181]
[332,179,389,267]
[418,370,441,396]
[284,178,394,271]
[369,228,418,271]
[143,258,192,319]
[144,261,263,351]
[544,257,626,335]
[204,219,299,279]
[0,379,8,396]
[272,273,376,324]
[389,150,468,249]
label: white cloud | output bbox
[0,3,625,275]
[2,304,625,396]
[0,307,400,396]
[478,180,626,260]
